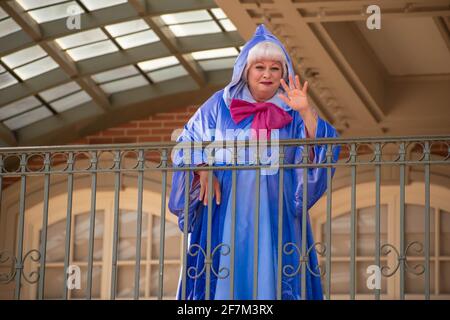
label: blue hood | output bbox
[222,24,296,111]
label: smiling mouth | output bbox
[260,82,273,85]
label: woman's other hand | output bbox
[196,170,221,206]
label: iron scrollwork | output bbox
[186,243,231,280]
[380,241,425,277]
[282,241,326,278]
[0,249,41,285]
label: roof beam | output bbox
[276,0,384,134]
[292,0,450,9]
[297,10,450,23]
[128,0,206,87]
[240,0,450,23]
[433,17,450,52]
[0,1,111,111]
[318,22,387,117]
[0,32,243,107]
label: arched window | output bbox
[312,183,450,299]
[319,205,388,295]
[39,211,104,299]
[115,210,181,299]
[38,210,181,299]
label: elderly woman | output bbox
[169,25,340,300]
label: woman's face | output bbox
[247,60,283,102]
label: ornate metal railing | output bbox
[0,135,449,300]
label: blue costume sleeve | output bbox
[293,115,340,216]
[168,92,220,232]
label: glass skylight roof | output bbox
[14,56,59,80]
[92,65,149,94]
[40,81,80,101]
[0,71,18,90]
[191,47,238,72]
[198,57,236,71]
[49,90,91,112]
[79,0,128,11]
[92,55,188,90]
[116,30,159,49]
[160,10,212,25]
[16,0,127,24]
[1,45,47,68]
[0,96,41,121]
[92,65,139,83]
[104,19,160,49]
[0,59,18,90]
[17,0,85,24]
[148,65,188,83]
[191,47,239,60]
[39,81,91,112]
[100,75,148,94]
[137,56,187,83]
[218,19,237,32]
[105,19,149,37]
[56,28,107,49]
[0,18,21,38]
[55,28,119,61]
[56,21,157,58]
[0,81,92,130]
[160,9,233,37]
[0,7,6,19]
[0,4,243,134]
[0,8,21,38]
[0,45,58,80]
[211,8,237,31]
[16,0,69,10]
[137,56,179,72]
[210,8,226,20]
[0,95,52,130]
[68,41,118,61]
[4,106,52,130]
[169,21,221,37]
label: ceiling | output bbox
[0,0,245,146]
[0,0,449,147]
[217,0,450,137]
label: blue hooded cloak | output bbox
[168,24,340,300]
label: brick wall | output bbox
[71,104,199,145]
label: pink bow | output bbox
[230,99,293,139]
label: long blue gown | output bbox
[168,24,340,300]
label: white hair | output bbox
[243,41,288,80]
